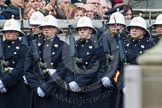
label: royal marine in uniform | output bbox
[126,16,155,65]
[123,16,156,108]
[99,11,130,108]
[27,11,45,45]
[152,14,162,44]
[24,14,72,108]
[22,11,45,108]
[67,16,105,108]
[0,17,28,108]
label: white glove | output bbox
[101,77,112,87]
[123,87,127,94]
[0,80,4,89]
[69,81,80,92]
[0,80,7,93]
[37,87,45,97]
[47,69,56,76]
[23,76,28,84]
[0,87,7,93]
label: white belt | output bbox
[8,67,14,70]
[23,75,28,84]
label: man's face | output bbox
[0,0,5,6]
[50,0,56,6]
[27,0,39,9]
[130,26,146,40]
[86,0,100,12]
[11,0,24,8]
[4,31,19,41]
[37,0,46,9]
[77,27,92,40]
[31,25,41,34]
[83,4,94,19]
[100,1,112,19]
[42,26,57,39]
[155,25,162,36]
[109,24,124,35]
[61,0,70,7]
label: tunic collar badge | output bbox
[16,46,20,49]
[86,52,90,55]
[89,46,93,49]
[54,44,58,47]
[38,43,41,46]
[139,51,143,54]
[141,45,145,48]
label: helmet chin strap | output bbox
[132,34,144,40]
[86,34,91,39]
[81,34,91,41]
[45,34,55,40]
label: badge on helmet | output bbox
[29,11,44,25]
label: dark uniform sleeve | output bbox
[99,31,120,83]
[24,50,41,92]
[1,45,28,89]
[97,53,107,80]
[75,45,104,87]
[39,43,72,96]
[106,49,120,82]
[51,43,73,82]
[97,32,112,80]
[64,45,75,83]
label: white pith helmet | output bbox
[127,16,150,36]
[152,14,162,26]
[29,11,44,25]
[75,16,96,34]
[39,14,63,34]
[0,15,25,36]
[107,11,126,26]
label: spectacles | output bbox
[102,6,111,10]
[42,26,55,29]
[130,26,141,30]
[78,28,89,31]
[63,1,70,4]
[124,13,133,16]
[87,2,100,5]
[156,25,162,28]
[86,10,93,13]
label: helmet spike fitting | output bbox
[139,13,142,17]
[11,15,14,19]
[107,9,126,26]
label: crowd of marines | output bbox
[0,7,162,108]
